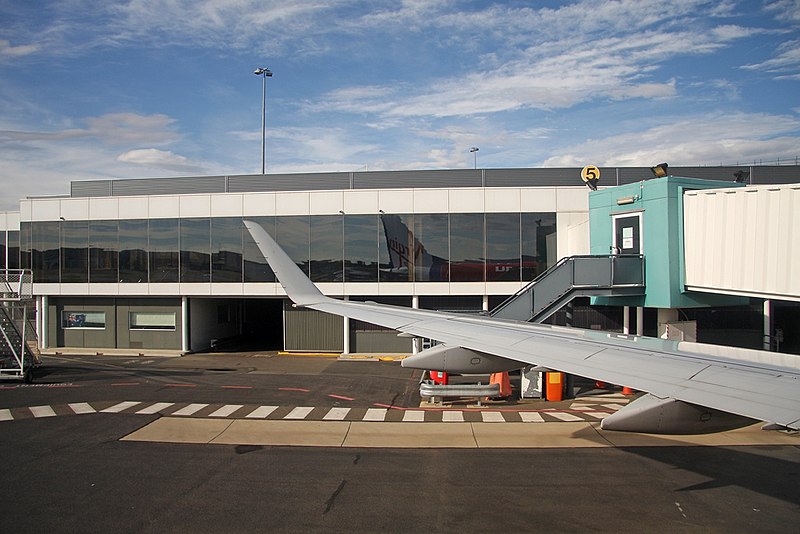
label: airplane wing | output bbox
[245,221,800,434]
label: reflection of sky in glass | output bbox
[449,214,483,263]
[242,216,275,282]
[414,214,448,259]
[276,216,310,274]
[310,215,343,282]
[27,211,557,284]
[345,215,378,282]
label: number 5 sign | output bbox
[581,165,600,190]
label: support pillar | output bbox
[623,305,630,335]
[39,295,48,350]
[412,295,420,354]
[763,299,772,351]
[636,306,644,336]
[181,296,189,353]
[342,296,350,355]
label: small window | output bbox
[130,311,176,331]
[62,311,106,329]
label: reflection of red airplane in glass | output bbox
[380,214,539,282]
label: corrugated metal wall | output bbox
[68,165,799,198]
[683,184,800,301]
[283,301,344,351]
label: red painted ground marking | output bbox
[165,383,197,388]
[372,403,407,410]
[328,394,355,401]
[111,382,140,386]
[279,387,310,392]
[221,385,253,389]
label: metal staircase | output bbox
[0,270,39,382]
[490,255,645,323]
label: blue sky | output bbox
[0,0,798,210]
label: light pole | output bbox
[254,67,273,174]
[470,146,479,169]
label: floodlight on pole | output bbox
[470,146,479,169]
[254,67,273,174]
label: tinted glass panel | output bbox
[413,213,448,282]
[19,223,31,270]
[7,230,19,269]
[276,216,310,275]
[32,222,60,282]
[243,216,275,282]
[521,213,557,280]
[449,213,484,282]
[119,220,148,283]
[61,221,88,283]
[211,217,242,282]
[89,220,118,283]
[180,218,210,282]
[345,215,378,282]
[0,231,6,270]
[310,215,342,282]
[378,214,414,282]
[149,219,179,282]
[486,213,521,281]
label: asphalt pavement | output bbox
[1,351,798,533]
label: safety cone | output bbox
[622,386,635,395]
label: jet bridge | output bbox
[0,270,39,382]
[490,255,645,323]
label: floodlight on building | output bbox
[650,163,669,178]
[734,170,750,183]
[470,147,479,169]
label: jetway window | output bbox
[130,311,176,331]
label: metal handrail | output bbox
[490,254,644,318]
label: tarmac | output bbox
[36,348,800,449]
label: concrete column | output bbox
[39,295,47,350]
[482,295,489,312]
[412,295,420,354]
[181,297,189,353]
[636,306,644,336]
[342,296,350,355]
[623,306,630,335]
[763,299,772,351]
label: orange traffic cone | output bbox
[490,371,512,398]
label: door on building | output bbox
[613,213,642,254]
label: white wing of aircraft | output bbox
[245,221,800,434]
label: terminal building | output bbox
[0,164,798,357]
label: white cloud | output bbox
[117,148,202,172]
[542,112,800,167]
[0,39,39,59]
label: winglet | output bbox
[243,220,328,306]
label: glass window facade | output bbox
[119,220,148,283]
[179,218,211,282]
[21,212,556,284]
[90,220,119,283]
[61,221,88,283]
